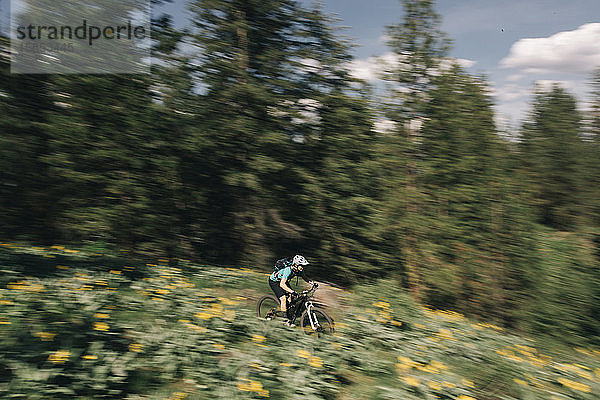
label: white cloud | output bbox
[533,79,575,92]
[439,58,476,70]
[348,53,476,82]
[494,84,531,102]
[500,23,600,74]
[347,52,398,82]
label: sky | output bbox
[292,0,600,129]
[3,0,600,128]
[154,0,600,129]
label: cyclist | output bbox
[269,254,314,326]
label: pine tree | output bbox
[519,84,584,230]
[189,0,383,273]
[583,69,600,228]
[382,0,451,295]
[0,35,57,242]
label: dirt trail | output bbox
[312,281,350,314]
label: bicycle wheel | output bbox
[300,307,334,336]
[257,295,280,319]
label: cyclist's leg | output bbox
[280,295,287,313]
[269,278,288,317]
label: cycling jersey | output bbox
[269,266,304,282]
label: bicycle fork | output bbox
[306,301,320,330]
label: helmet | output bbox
[293,254,309,266]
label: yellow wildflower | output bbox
[219,297,239,306]
[457,396,477,400]
[187,324,208,333]
[437,329,454,340]
[48,350,70,364]
[167,392,188,400]
[557,377,591,393]
[93,322,109,331]
[94,313,110,319]
[372,301,391,309]
[213,343,225,350]
[427,380,442,390]
[82,355,98,360]
[237,379,269,397]
[513,379,528,386]
[252,335,266,343]
[430,360,448,370]
[308,356,323,368]
[34,331,56,341]
[574,347,592,356]
[403,376,420,387]
[397,356,415,365]
[195,312,212,320]
[280,363,292,367]
[129,343,143,352]
[396,363,412,373]
[416,364,440,374]
[462,378,475,388]
[296,349,310,358]
[442,381,456,388]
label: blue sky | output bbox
[3,0,599,127]
[294,0,600,128]
[154,0,600,128]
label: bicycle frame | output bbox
[288,285,318,324]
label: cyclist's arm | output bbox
[279,277,295,294]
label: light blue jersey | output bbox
[269,266,304,282]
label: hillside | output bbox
[1,243,599,399]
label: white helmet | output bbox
[293,254,309,266]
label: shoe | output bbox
[283,319,294,327]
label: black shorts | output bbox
[269,278,288,299]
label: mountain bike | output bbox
[256,283,334,336]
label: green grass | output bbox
[1,242,600,399]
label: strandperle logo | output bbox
[15,20,147,46]
[10,0,151,74]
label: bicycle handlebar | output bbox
[299,282,319,296]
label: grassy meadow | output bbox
[1,242,599,399]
